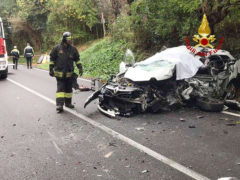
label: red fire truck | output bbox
[0,17,9,79]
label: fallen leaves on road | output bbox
[135,127,145,131]
[104,151,113,158]
[141,170,149,174]
[189,125,196,128]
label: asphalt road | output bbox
[0,65,239,180]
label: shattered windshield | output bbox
[135,60,174,72]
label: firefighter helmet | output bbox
[62,32,72,43]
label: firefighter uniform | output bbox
[24,43,34,69]
[49,32,82,112]
[11,46,20,69]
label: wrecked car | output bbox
[84,46,240,118]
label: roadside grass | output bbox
[37,63,49,70]
[79,38,128,80]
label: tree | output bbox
[201,0,240,32]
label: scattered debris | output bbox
[10,153,16,157]
[218,177,239,180]
[180,118,186,122]
[76,162,81,165]
[226,123,236,126]
[223,130,228,134]
[91,78,103,91]
[104,151,113,158]
[135,127,145,131]
[108,142,117,147]
[223,105,229,111]
[125,165,131,168]
[79,85,90,91]
[141,170,149,174]
[189,125,196,128]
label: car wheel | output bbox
[225,82,237,100]
[0,73,7,79]
[196,98,224,112]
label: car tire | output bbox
[1,73,7,79]
[224,81,237,100]
[196,98,224,112]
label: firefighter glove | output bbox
[78,64,83,76]
[49,68,54,77]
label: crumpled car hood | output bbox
[124,46,203,81]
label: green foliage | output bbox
[37,62,49,70]
[110,0,239,57]
[79,38,128,80]
[0,0,18,18]
[113,0,201,50]
[43,0,101,50]
[110,14,134,42]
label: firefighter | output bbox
[24,43,34,69]
[49,32,83,113]
[11,46,20,70]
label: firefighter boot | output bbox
[56,105,63,113]
[65,98,75,109]
[65,103,75,109]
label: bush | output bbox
[78,38,128,80]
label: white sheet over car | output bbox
[124,46,203,81]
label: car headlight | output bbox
[0,61,6,65]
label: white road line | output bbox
[7,78,210,180]
[47,131,64,154]
[222,111,240,117]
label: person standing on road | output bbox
[24,43,34,69]
[49,32,83,113]
[11,46,20,70]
